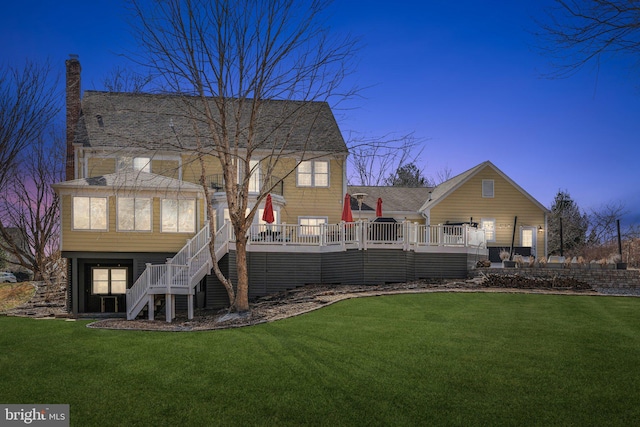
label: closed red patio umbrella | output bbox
[376,197,383,217]
[342,193,353,222]
[262,194,275,224]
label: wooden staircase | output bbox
[126,222,232,322]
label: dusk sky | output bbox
[2,1,639,224]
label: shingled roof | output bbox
[75,91,348,154]
[347,186,435,213]
[52,171,204,194]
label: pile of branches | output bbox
[481,274,592,291]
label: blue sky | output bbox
[2,1,639,224]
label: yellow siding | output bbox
[87,157,116,177]
[152,159,180,179]
[60,195,206,253]
[430,167,546,258]
[275,157,345,224]
[182,154,223,184]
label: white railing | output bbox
[127,222,213,320]
[238,221,485,250]
[127,220,486,320]
[466,226,486,248]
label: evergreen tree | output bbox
[385,163,432,187]
[548,190,588,256]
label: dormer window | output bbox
[118,156,151,173]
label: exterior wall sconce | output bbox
[538,225,544,232]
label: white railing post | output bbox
[320,223,326,246]
[280,222,289,246]
[403,221,409,251]
[146,263,151,288]
[464,225,469,247]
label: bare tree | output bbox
[128,0,357,312]
[434,166,453,185]
[100,66,154,93]
[0,60,60,189]
[347,132,425,186]
[587,201,628,244]
[539,0,640,77]
[0,129,64,281]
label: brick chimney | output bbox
[65,55,81,181]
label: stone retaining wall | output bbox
[472,268,640,289]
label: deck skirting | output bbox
[206,248,486,308]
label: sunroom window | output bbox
[161,199,196,233]
[117,198,151,231]
[73,196,108,230]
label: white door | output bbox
[520,226,537,258]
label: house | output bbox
[349,161,549,262]
[54,56,350,318]
[55,58,544,321]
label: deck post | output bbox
[148,295,154,321]
[187,294,194,320]
[165,294,172,323]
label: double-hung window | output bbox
[297,160,329,187]
[117,198,151,231]
[161,199,196,233]
[73,196,108,231]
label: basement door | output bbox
[520,226,537,258]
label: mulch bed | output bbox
[86,276,599,332]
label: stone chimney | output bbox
[65,55,81,181]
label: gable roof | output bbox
[419,161,549,213]
[75,91,347,154]
[347,186,435,213]
[53,171,204,194]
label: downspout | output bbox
[510,216,517,258]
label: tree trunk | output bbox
[234,237,250,312]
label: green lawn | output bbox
[1,293,639,426]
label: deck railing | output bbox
[126,222,213,320]
[225,221,485,250]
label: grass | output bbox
[0,282,35,311]
[1,293,639,426]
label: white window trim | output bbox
[116,197,152,232]
[482,179,494,198]
[238,159,261,193]
[480,218,496,242]
[72,196,108,231]
[297,160,330,188]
